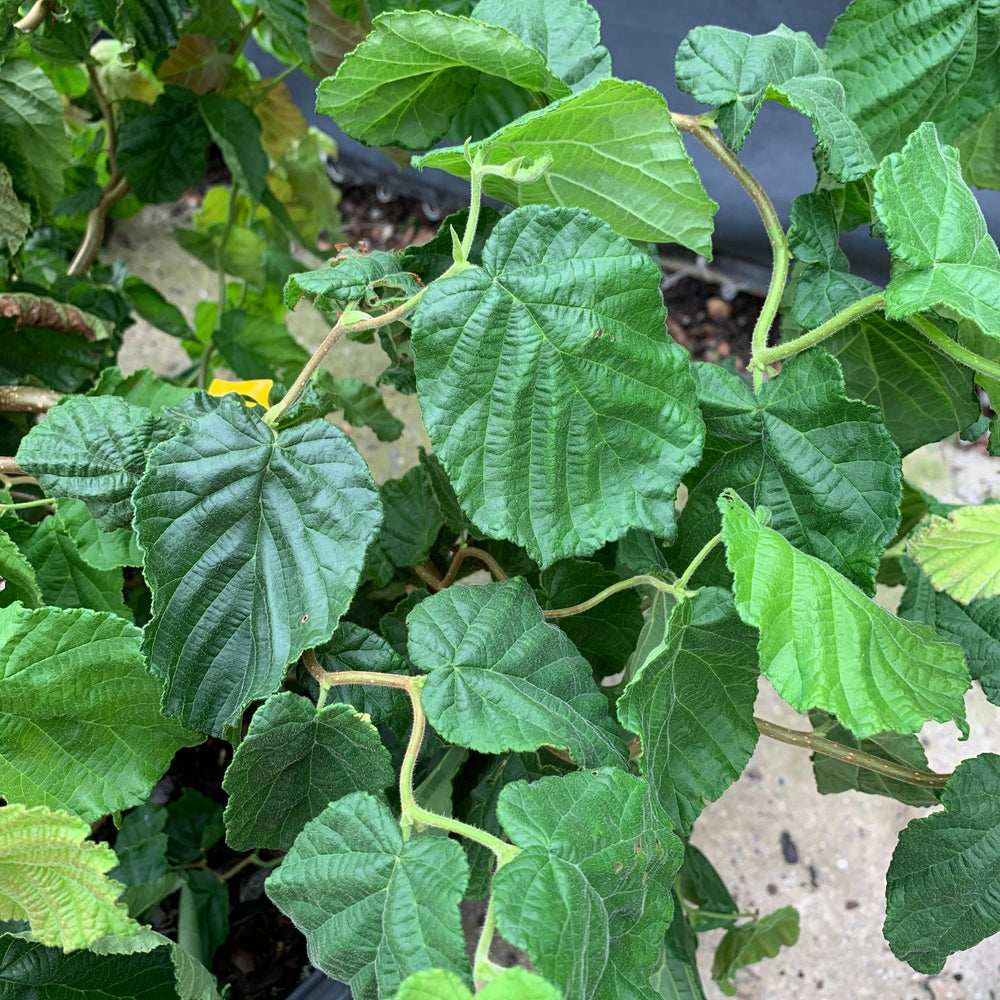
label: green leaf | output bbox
[472,0,609,91]
[19,512,129,617]
[907,504,1000,604]
[256,0,312,63]
[123,278,195,340]
[164,790,224,865]
[223,692,394,851]
[285,248,422,311]
[956,103,1000,190]
[110,803,184,919]
[808,709,940,807]
[134,395,382,735]
[650,905,707,1000]
[176,870,227,967]
[719,491,970,739]
[415,80,717,252]
[825,314,980,456]
[266,792,470,999]
[315,10,571,149]
[395,967,563,1000]
[711,907,799,996]
[113,0,196,60]
[618,589,758,834]
[493,768,683,1000]
[677,844,739,932]
[0,60,71,213]
[214,309,310,382]
[89,367,196,416]
[400,207,502,284]
[331,377,404,442]
[0,323,105,394]
[54,498,143,571]
[825,0,1000,160]
[622,588,674,686]
[117,87,212,203]
[312,620,414,728]
[0,163,29,256]
[884,753,1000,973]
[674,351,901,593]
[538,559,643,677]
[412,205,704,568]
[377,464,444,569]
[0,531,40,609]
[675,25,875,181]
[0,604,199,822]
[17,395,168,531]
[899,557,1000,707]
[874,123,1000,339]
[406,578,627,767]
[0,803,138,950]
[198,94,268,202]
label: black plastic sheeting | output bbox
[285,970,351,1000]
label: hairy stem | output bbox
[416,545,510,592]
[752,293,886,370]
[678,122,789,390]
[264,291,424,425]
[14,0,53,32]
[0,385,62,412]
[543,575,688,620]
[674,532,722,595]
[472,897,506,991]
[460,151,485,263]
[906,313,1000,382]
[755,716,951,788]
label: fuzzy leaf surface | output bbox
[0,164,28,254]
[0,804,138,950]
[899,557,1000,706]
[407,579,627,767]
[316,10,570,149]
[957,104,1000,189]
[711,907,799,996]
[266,792,470,999]
[377,464,444,568]
[675,25,874,179]
[493,769,683,1000]
[0,532,40,609]
[719,492,969,739]
[16,395,168,531]
[415,80,717,252]
[284,249,421,311]
[825,0,1000,159]
[675,351,901,593]
[884,753,1000,973]
[617,588,759,834]
[412,205,704,567]
[875,123,1000,340]
[907,505,1000,604]
[134,395,381,735]
[0,605,199,822]
[54,499,143,571]
[394,967,562,1000]
[223,692,394,851]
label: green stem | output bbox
[0,496,56,510]
[203,183,241,389]
[543,575,689,620]
[251,60,305,106]
[472,897,506,990]
[220,10,263,93]
[460,150,485,263]
[752,293,886,371]
[680,123,789,391]
[264,290,425,425]
[906,313,1000,382]
[679,899,752,922]
[755,717,951,788]
[674,532,722,595]
[219,851,282,881]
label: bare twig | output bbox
[14,0,54,32]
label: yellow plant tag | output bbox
[207,377,274,409]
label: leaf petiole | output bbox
[905,313,1000,382]
[543,574,692,620]
[674,532,722,595]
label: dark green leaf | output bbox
[957,103,1000,190]
[675,25,875,180]
[418,448,474,535]
[677,844,739,932]
[899,557,1000,707]
[884,753,1000,974]
[134,396,382,735]
[618,589,759,834]
[719,491,970,739]
[113,0,196,60]
[413,746,468,837]
[223,692,394,851]
[412,205,704,567]
[110,803,184,919]
[124,277,194,340]
[256,0,312,63]
[0,163,29,256]
[377,464,444,568]
[117,88,212,204]
[538,559,643,677]
[177,870,228,967]
[214,309,310,382]
[711,907,799,995]
[399,207,502,284]
[650,904,708,1000]
[494,768,683,1000]
[0,530,40,609]
[407,578,627,767]
[17,395,168,531]
[285,249,421,311]
[198,94,269,202]
[165,789,224,865]
[0,604,200,822]
[265,792,470,998]
[331,377,404,441]
[825,0,1000,160]
[415,80,718,253]
[806,709,939,807]
[0,322,106,394]
[89,367,196,416]
[622,589,674,686]
[674,351,901,593]
[316,9,571,148]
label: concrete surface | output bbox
[106,208,1000,1000]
